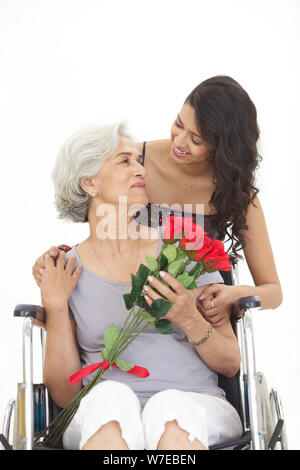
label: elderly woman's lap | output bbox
[142,388,243,449]
[62,380,243,450]
[62,380,144,450]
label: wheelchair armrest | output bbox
[14,304,46,327]
[237,296,261,310]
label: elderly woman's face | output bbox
[93,136,148,209]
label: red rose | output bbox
[202,239,231,271]
[163,215,184,242]
[180,218,205,251]
[187,234,214,261]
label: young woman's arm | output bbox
[235,194,283,308]
[197,195,283,326]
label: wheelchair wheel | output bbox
[255,372,273,449]
[1,399,15,450]
[269,388,288,450]
[256,373,288,450]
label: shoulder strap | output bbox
[142,141,147,166]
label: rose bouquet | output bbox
[35,214,231,447]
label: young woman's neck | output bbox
[166,148,214,179]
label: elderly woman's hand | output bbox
[40,251,82,312]
[143,271,200,330]
[32,246,60,287]
[196,284,239,327]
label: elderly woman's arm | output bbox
[43,306,82,408]
[181,313,240,378]
[40,252,83,408]
[145,273,240,378]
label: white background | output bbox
[0,0,299,450]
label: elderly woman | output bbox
[39,123,242,450]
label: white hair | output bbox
[52,122,132,223]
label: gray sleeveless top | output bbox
[67,225,226,408]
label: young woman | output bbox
[136,75,282,325]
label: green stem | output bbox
[110,305,141,355]
[188,260,201,276]
[109,313,145,365]
[107,300,139,358]
[113,318,150,359]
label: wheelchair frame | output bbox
[1,263,288,451]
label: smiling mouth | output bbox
[173,145,190,158]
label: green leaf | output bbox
[176,272,195,288]
[136,295,146,308]
[187,251,196,261]
[176,246,187,261]
[123,293,134,310]
[168,260,185,277]
[136,263,150,282]
[158,254,168,270]
[166,238,177,245]
[146,254,158,271]
[162,245,177,263]
[131,274,145,299]
[150,298,174,318]
[155,318,173,334]
[101,348,109,360]
[103,324,119,350]
[140,310,156,324]
[202,261,218,273]
[114,358,133,371]
[186,280,198,290]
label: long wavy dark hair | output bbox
[185,75,262,263]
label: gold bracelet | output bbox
[187,324,215,346]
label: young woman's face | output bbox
[170,103,215,165]
[93,136,148,208]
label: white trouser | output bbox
[62,380,243,450]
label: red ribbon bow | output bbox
[69,359,149,386]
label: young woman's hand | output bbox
[196,284,239,326]
[40,251,82,312]
[32,246,60,287]
[143,271,200,330]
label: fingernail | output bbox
[199,295,206,300]
[144,286,149,291]
[39,269,44,275]
[148,276,153,282]
[159,271,166,277]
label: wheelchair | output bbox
[1,258,288,451]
